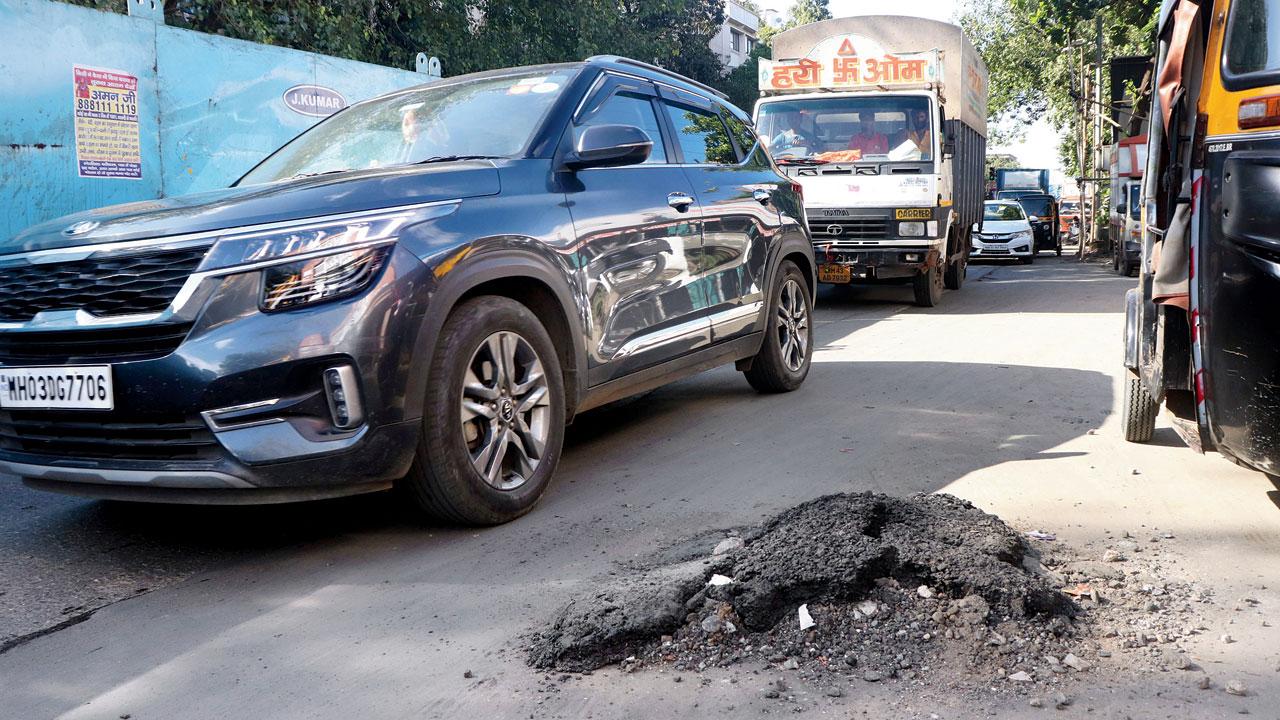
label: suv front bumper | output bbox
[0,245,432,503]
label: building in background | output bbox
[710,0,760,69]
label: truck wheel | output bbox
[1122,373,1158,443]
[744,260,812,393]
[1116,251,1129,277]
[912,264,943,307]
[944,252,966,290]
[400,296,566,525]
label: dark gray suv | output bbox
[0,56,815,524]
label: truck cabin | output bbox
[756,94,937,170]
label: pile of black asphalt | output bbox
[527,492,1074,672]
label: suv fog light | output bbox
[899,221,925,237]
[324,365,364,430]
[261,246,392,312]
[904,253,921,262]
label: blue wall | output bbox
[0,0,434,240]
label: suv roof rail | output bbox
[586,55,730,101]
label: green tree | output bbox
[959,0,1156,169]
[786,0,832,28]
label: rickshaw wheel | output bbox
[1123,373,1158,443]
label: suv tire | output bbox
[745,260,812,393]
[401,296,565,525]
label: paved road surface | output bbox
[2,256,1277,718]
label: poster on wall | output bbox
[73,65,142,179]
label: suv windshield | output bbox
[239,69,576,185]
[1016,196,1054,218]
[756,96,932,163]
[984,203,1025,221]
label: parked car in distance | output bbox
[1010,193,1061,256]
[0,56,816,525]
[971,200,1036,263]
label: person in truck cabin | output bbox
[847,111,888,156]
[906,108,931,159]
[767,107,811,154]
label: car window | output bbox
[984,204,1025,221]
[721,110,758,159]
[580,91,667,164]
[662,102,737,165]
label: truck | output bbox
[993,168,1051,197]
[1107,134,1147,276]
[755,15,989,307]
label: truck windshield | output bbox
[238,69,575,185]
[756,96,932,163]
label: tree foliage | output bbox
[960,0,1158,168]
[785,0,832,28]
[64,0,728,88]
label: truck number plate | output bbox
[0,365,114,410]
[895,208,931,220]
[818,264,853,284]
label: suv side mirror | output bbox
[565,124,652,170]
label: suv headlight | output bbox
[197,202,458,311]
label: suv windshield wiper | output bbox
[776,157,829,166]
[283,169,349,181]
[414,155,505,164]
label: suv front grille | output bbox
[810,218,889,239]
[0,410,218,460]
[0,245,208,322]
[0,323,193,365]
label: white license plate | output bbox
[0,366,114,410]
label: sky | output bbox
[755,0,1067,182]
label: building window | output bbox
[731,29,742,52]
[746,37,755,54]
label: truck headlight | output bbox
[195,202,458,311]
[899,221,926,237]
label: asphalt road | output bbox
[2,255,1278,718]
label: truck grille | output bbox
[0,410,218,460]
[0,323,192,365]
[0,245,208,322]
[810,218,889,239]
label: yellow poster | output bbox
[73,65,141,179]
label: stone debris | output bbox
[1226,680,1249,696]
[528,493,1074,672]
[713,537,745,555]
[525,493,1228,711]
[797,604,815,630]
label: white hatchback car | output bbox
[971,201,1036,264]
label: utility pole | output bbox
[1076,42,1089,256]
[1090,14,1104,259]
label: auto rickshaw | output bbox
[1124,0,1280,476]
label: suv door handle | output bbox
[667,192,694,212]
[752,188,773,205]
